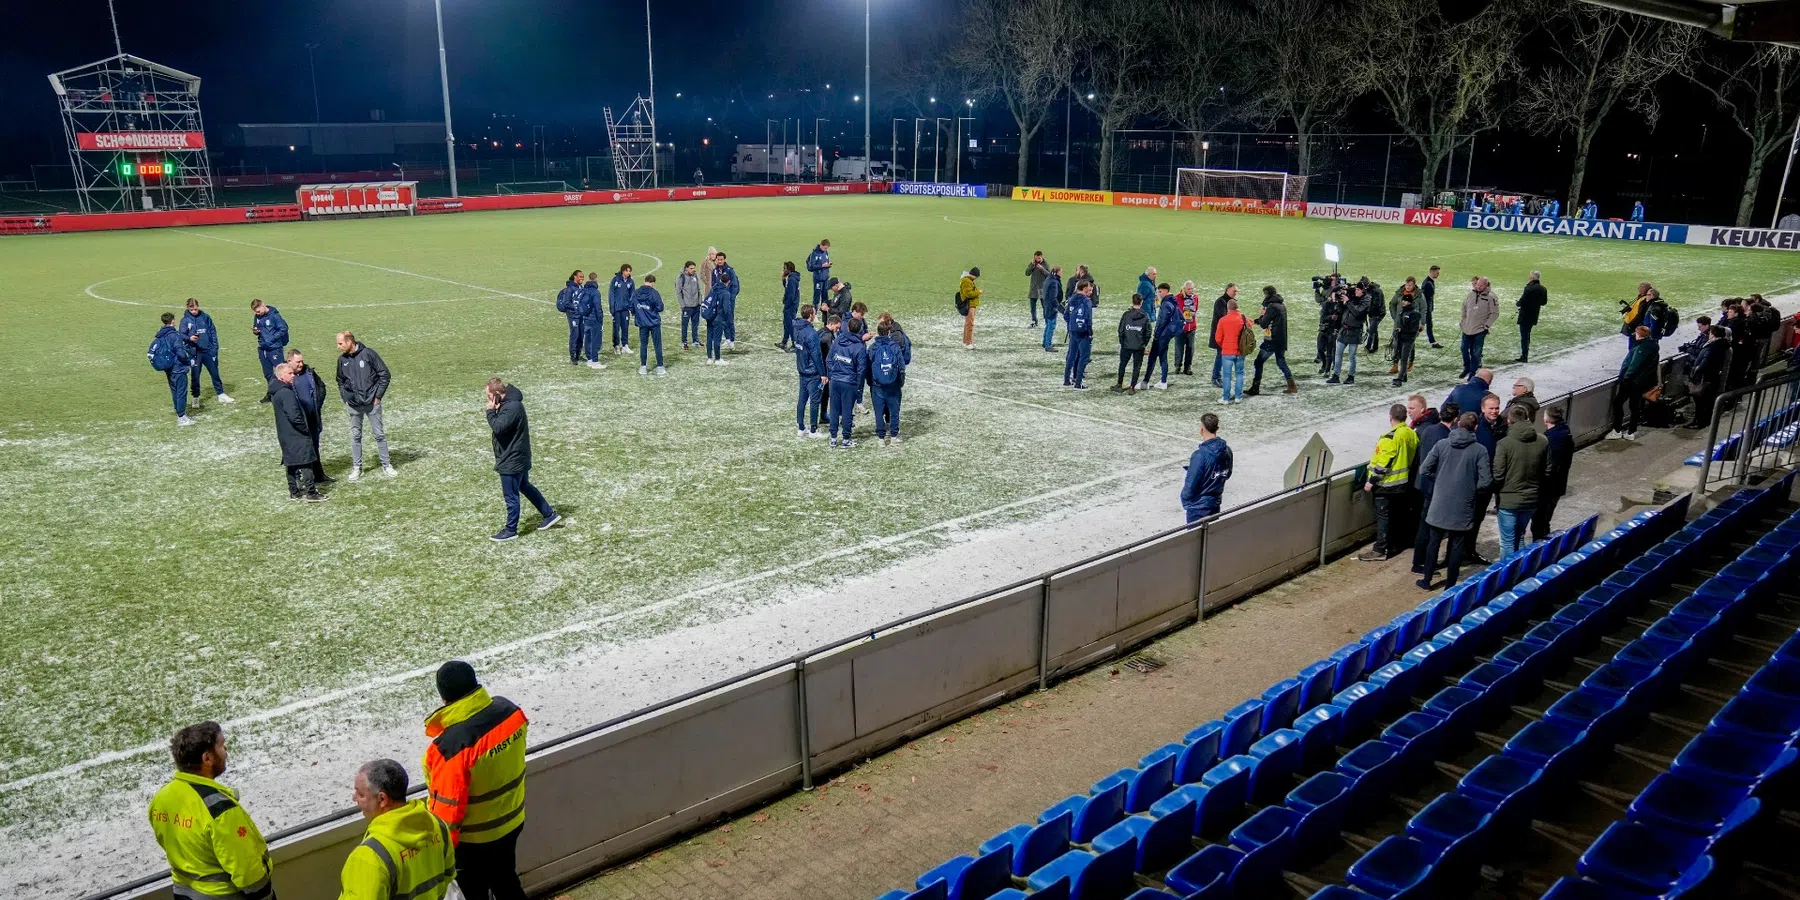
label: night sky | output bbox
[2,0,947,168]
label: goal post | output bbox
[1175,168,1309,216]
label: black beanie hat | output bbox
[968,266,981,278]
[436,660,479,703]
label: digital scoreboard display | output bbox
[117,157,179,179]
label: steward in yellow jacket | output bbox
[148,723,276,900]
[1360,405,1420,561]
[340,760,456,900]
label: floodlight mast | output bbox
[646,0,659,188]
[433,0,459,197]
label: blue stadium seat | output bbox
[1330,682,1385,741]
[1292,704,1343,772]
[1542,872,1706,899]
[1220,699,1265,757]
[1261,679,1303,734]
[1709,692,1800,742]
[914,846,1013,900]
[982,815,1071,878]
[1178,722,1223,784]
[1286,771,1353,865]
[1164,844,1239,899]
[1671,731,1799,788]
[1246,728,1304,805]
[1330,641,1373,692]
[1346,835,1436,900]
[1746,658,1800,704]
[1457,755,1544,833]
[1092,808,1192,876]
[1336,740,1402,813]
[877,882,948,900]
[1091,751,1175,814]
[1399,640,1450,689]
[1025,837,1138,900]
[1362,625,1399,670]
[1390,611,1427,656]
[1307,888,1378,900]
[1576,821,1714,896]
[1193,755,1256,836]
[1366,660,1423,714]
[1040,781,1126,844]
[1420,685,1483,747]
[1502,719,1589,788]
[1626,771,1760,840]
[1224,808,1297,896]
[1298,660,1339,711]
[1380,712,1446,781]
[1404,792,1496,886]
[1122,891,1181,900]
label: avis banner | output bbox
[1685,226,1800,252]
[1454,212,1687,244]
[893,182,988,198]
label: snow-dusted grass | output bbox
[0,196,1793,894]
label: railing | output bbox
[86,365,1658,900]
[1698,368,1800,494]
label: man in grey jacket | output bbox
[1025,251,1051,327]
[677,261,704,350]
[1415,412,1492,590]
[334,331,395,481]
[1458,276,1500,380]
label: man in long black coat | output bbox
[1516,271,1548,363]
[271,363,326,502]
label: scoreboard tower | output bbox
[48,53,216,214]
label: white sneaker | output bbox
[349,467,362,482]
[655,366,666,376]
[1156,381,1169,390]
[639,365,648,375]
[1607,430,1622,440]
[1621,432,1638,442]
[891,435,903,444]
[586,360,605,370]
[798,429,808,440]
[216,393,235,404]
[176,415,194,426]
[382,464,398,477]
[715,358,729,366]
[726,340,735,349]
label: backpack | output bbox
[872,342,902,387]
[555,287,574,314]
[1238,319,1257,355]
[953,291,969,317]
[701,294,719,322]
[1649,300,1679,338]
[148,334,177,372]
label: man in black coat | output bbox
[270,363,326,502]
[1531,406,1576,541]
[1245,286,1295,396]
[486,378,562,542]
[286,348,333,485]
[1208,284,1234,388]
[1516,271,1548,363]
[1685,325,1731,430]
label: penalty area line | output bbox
[176,230,553,306]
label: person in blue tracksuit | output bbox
[1631,200,1645,222]
[1137,267,1159,330]
[714,252,741,347]
[702,275,731,364]
[794,306,824,437]
[870,320,908,444]
[806,239,833,310]
[1040,266,1064,352]
[179,298,233,404]
[556,269,586,364]
[780,261,802,351]
[633,274,666,375]
[1063,282,1096,389]
[579,272,606,369]
[608,265,636,354]
[1147,284,1181,388]
[250,299,288,402]
[1180,414,1233,522]
[1580,199,1599,220]
[825,314,867,448]
[149,311,197,424]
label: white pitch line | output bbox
[177,230,554,305]
[910,376,1195,443]
[0,450,1188,795]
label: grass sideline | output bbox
[0,195,1790,825]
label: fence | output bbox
[88,343,1661,900]
[1697,369,1800,495]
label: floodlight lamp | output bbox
[1086,93,1095,100]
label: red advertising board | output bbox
[9,205,302,234]
[297,183,418,217]
[76,131,207,151]
[412,181,879,215]
[1405,208,1453,228]
[1109,191,1306,217]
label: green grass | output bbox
[0,195,1791,824]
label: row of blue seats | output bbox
[872,507,1673,900]
[1684,398,1800,466]
[1320,481,1797,899]
[1547,487,1800,898]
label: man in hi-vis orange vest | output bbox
[423,661,528,900]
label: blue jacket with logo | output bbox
[632,285,664,328]
[715,264,741,300]
[826,329,867,387]
[806,245,831,285]
[1066,294,1095,339]
[1156,296,1183,341]
[179,309,219,354]
[557,280,583,320]
[578,281,603,320]
[609,274,636,313]
[1181,438,1233,518]
[783,271,801,309]
[794,320,822,377]
[150,324,195,372]
[254,306,288,351]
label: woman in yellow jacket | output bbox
[960,267,983,349]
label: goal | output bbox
[497,180,575,195]
[1175,168,1309,216]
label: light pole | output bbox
[304,43,321,123]
[892,118,904,179]
[956,108,974,183]
[1063,90,1071,188]
[1772,114,1800,229]
[815,117,828,181]
[913,118,924,181]
[934,117,950,182]
[645,0,659,187]
[864,0,871,187]
[766,119,779,183]
[431,0,459,197]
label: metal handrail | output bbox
[1697,368,1800,494]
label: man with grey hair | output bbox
[271,363,326,503]
[341,759,456,900]
[1506,376,1540,424]
[1516,270,1548,363]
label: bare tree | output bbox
[1677,34,1800,227]
[1518,6,1683,209]
[1244,0,1355,178]
[1067,0,1164,190]
[957,0,1079,186]
[1155,2,1248,169]
[1347,0,1526,197]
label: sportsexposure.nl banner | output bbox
[893,182,988,198]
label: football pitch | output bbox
[2,194,1794,892]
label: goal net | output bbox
[497,180,575,195]
[1175,168,1309,216]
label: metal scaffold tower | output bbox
[604,96,658,191]
[48,53,216,213]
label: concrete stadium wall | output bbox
[105,367,1650,900]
